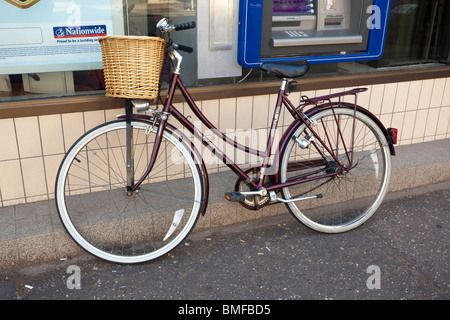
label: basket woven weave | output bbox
[99,36,166,100]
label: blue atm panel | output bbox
[238,0,391,68]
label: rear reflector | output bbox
[388,128,398,144]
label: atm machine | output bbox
[238,0,391,67]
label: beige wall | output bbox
[1,77,449,207]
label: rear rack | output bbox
[301,88,367,104]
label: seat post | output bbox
[280,78,288,91]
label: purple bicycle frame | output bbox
[127,72,394,199]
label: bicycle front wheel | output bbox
[55,120,205,263]
[279,107,392,233]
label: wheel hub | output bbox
[325,160,340,174]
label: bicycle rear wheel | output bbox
[279,107,391,233]
[55,120,204,263]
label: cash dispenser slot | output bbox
[324,15,344,28]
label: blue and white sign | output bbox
[53,25,108,39]
[0,0,124,75]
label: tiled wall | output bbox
[1,77,449,207]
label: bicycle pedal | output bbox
[224,192,246,202]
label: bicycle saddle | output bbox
[260,60,310,79]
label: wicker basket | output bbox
[99,36,166,100]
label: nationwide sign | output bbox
[0,0,124,75]
[53,25,107,38]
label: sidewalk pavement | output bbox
[0,184,448,300]
[0,139,449,274]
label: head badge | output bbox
[4,0,41,9]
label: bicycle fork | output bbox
[124,98,168,196]
[124,74,175,195]
[125,99,134,196]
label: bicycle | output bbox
[55,18,397,264]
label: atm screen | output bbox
[273,0,314,14]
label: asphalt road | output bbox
[0,186,448,306]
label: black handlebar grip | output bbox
[176,44,194,53]
[174,21,196,31]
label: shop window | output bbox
[0,0,197,101]
[233,0,450,85]
[0,0,449,102]
[370,0,450,67]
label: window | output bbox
[233,0,450,86]
[0,0,197,101]
[0,0,448,103]
[373,0,450,67]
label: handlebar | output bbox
[157,18,196,33]
[174,21,196,31]
[156,18,195,53]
